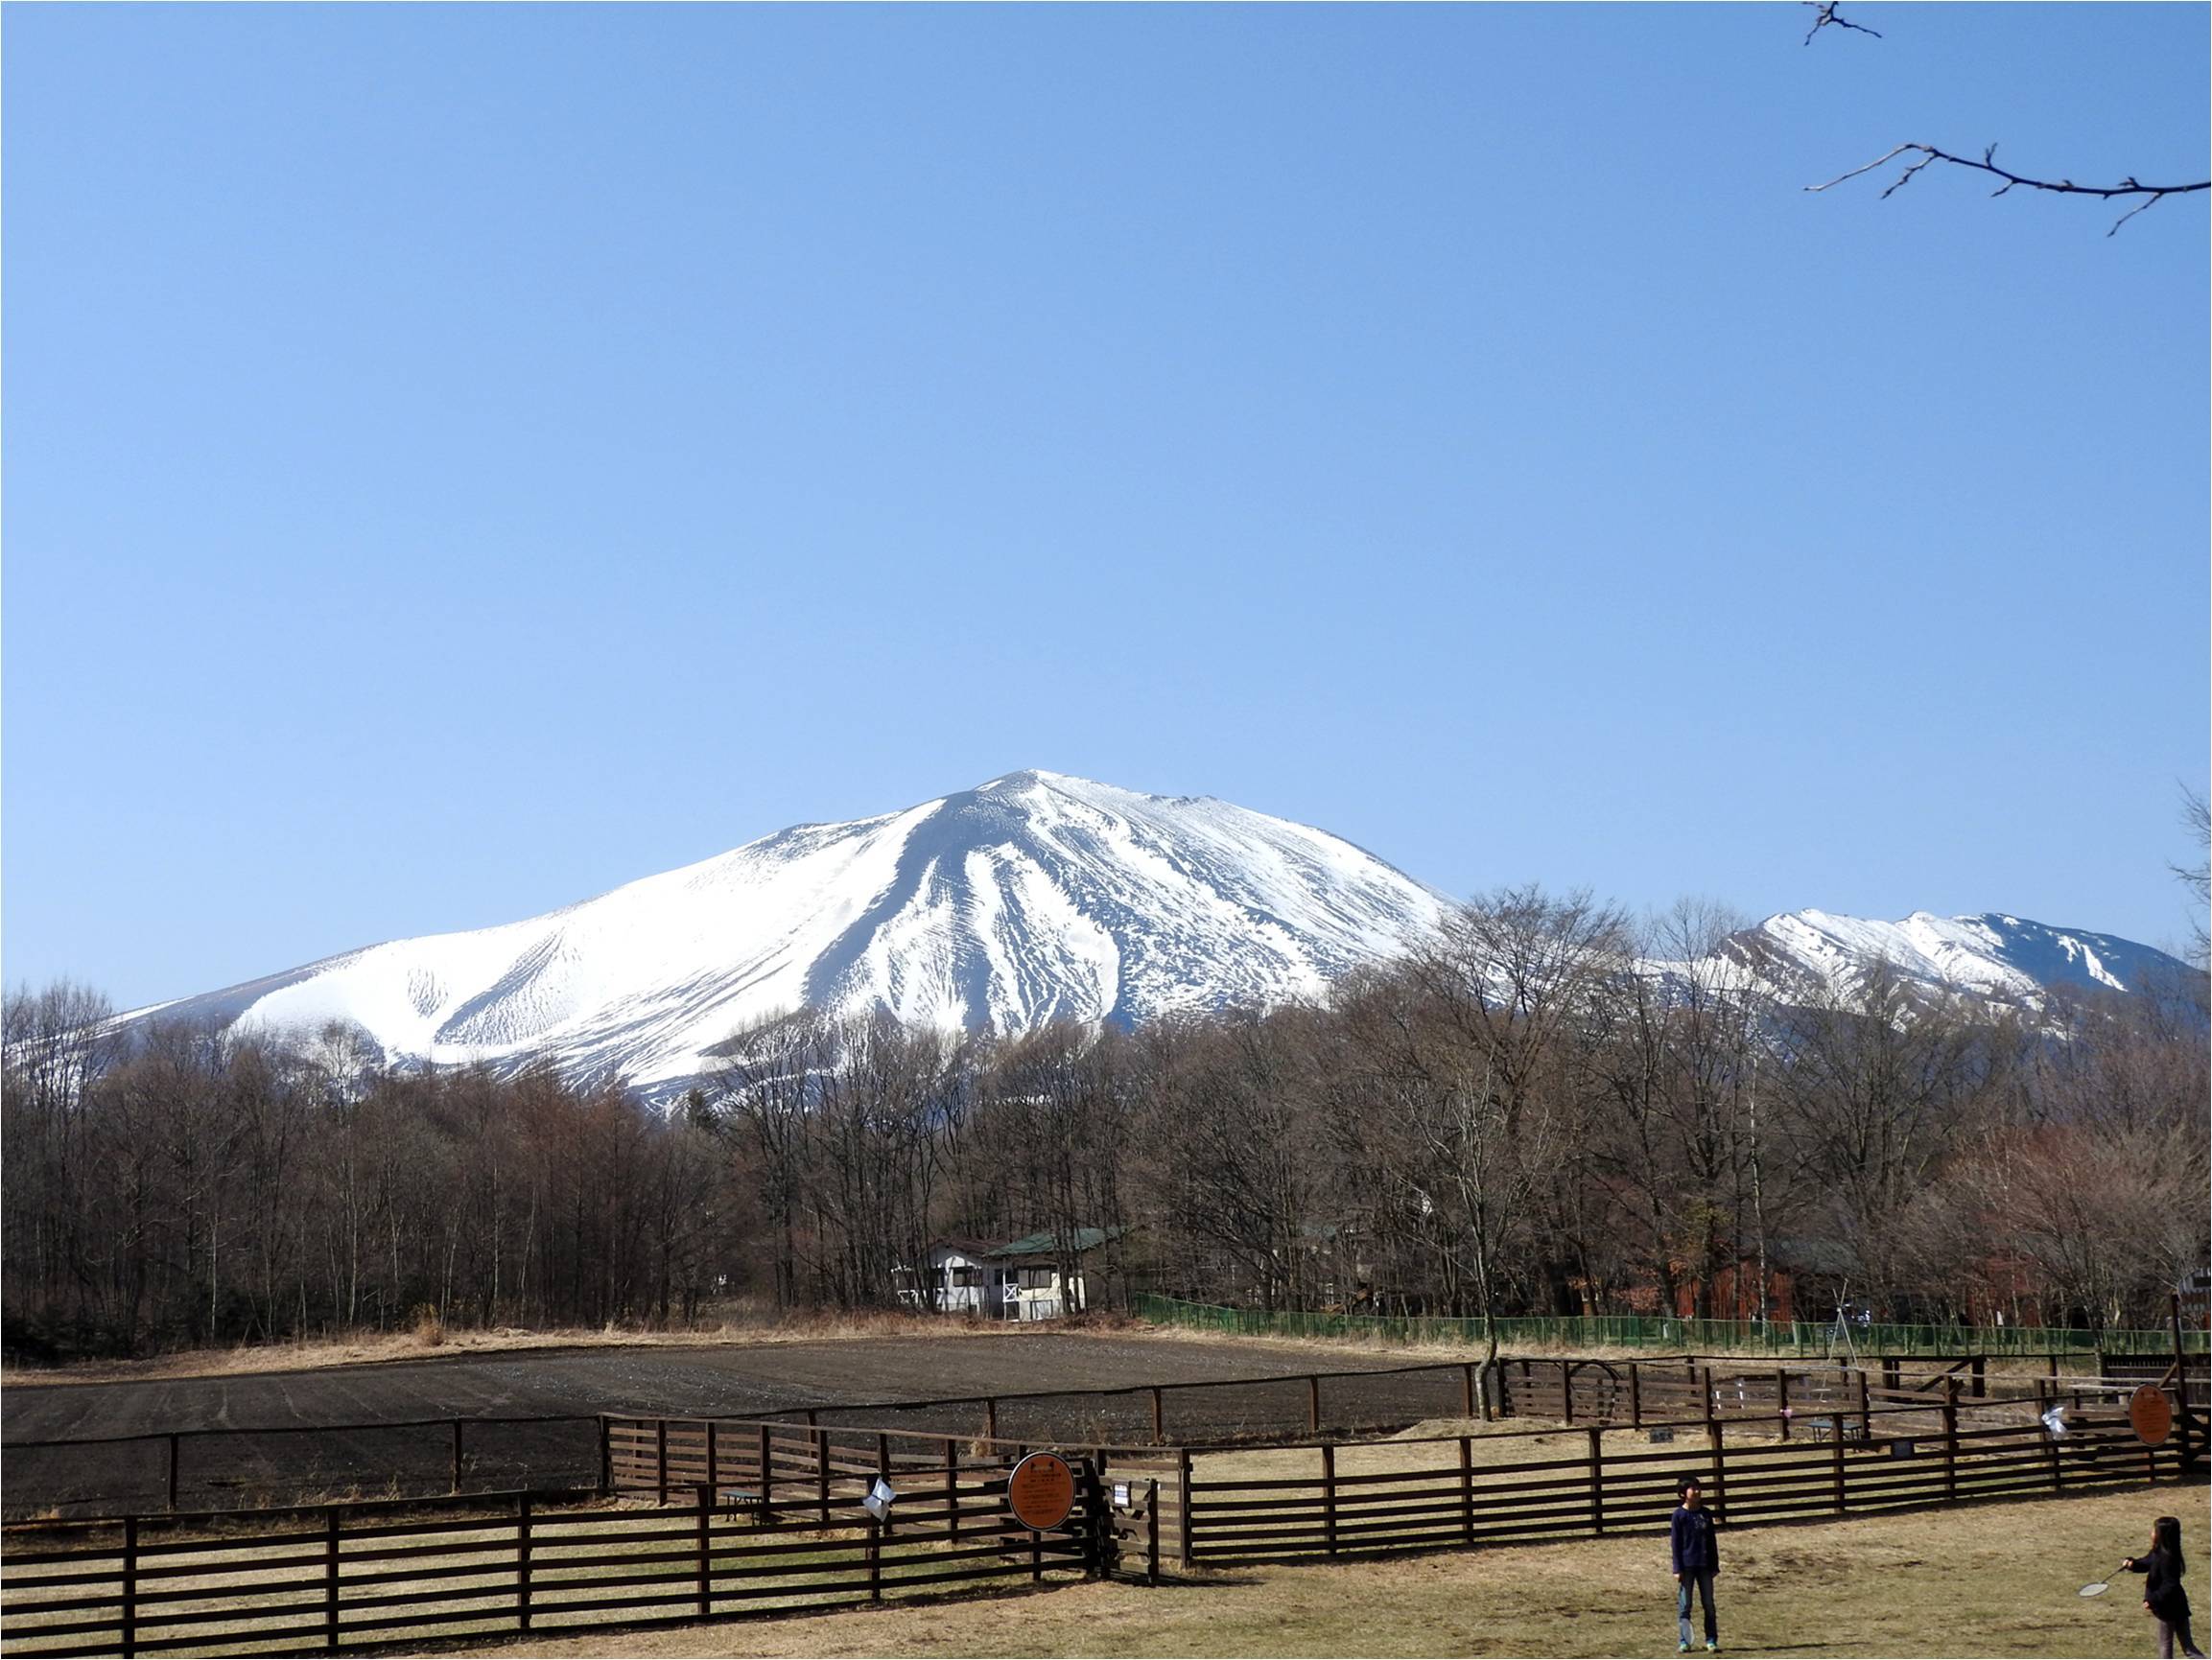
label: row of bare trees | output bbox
[6,888,2205,1360]
[2,985,724,1358]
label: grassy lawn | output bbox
[441,1484,2204,1658]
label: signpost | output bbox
[1007,1451,1077,1532]
[2130,1385,2174,1448]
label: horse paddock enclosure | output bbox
[3,1334,2199,1657]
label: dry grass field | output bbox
[442,1485,2201,1659]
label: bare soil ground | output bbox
[0,1329,1424,1517]
[439,1485,2202,1658]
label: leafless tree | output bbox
[1800,9,2208,233]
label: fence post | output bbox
[1630,1362,1642,1429]
[1970,1355,1986,1399]
[1587,1425,1604,1536]
[1461,1363,1474,1418]
[984,1397,999,1441]
[2036,1378,2060,1489]
[315,1505,340,1651]
[451,1419,464,1495]
[1858,1369,1871,1442]
[1777,1369,1790,1440]
[517,1493,532,1634]
[1321,1443,1337,1556]
[598,1416,612,1495]
[1706,1420,1728,1524]
[1178,1447,1194,1569]
[758,1424,774,1522]
[1457,1434,1474,1543]
[122,1514,137,1659]
[1151,1385,1165,1441]
[816,1426,832,1527]
[1147,1478,1161,1586]
[1831,1410,1846,1514]
[166,1435,179,1514]
[1562,1359,1575,1425]
[868,1516,883,1602]
[875,1434,894,1539]
[696,1484,713,1617]
[1702,1368,1715,1429]
[1307,1375,1322,1436]
[1941,1375,1959,1504]
[656,1419,670,1506]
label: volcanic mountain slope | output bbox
[122,772,1455,1092]
[116,770,2196,1098]
[1718,909,2188,1008]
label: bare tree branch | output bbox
[1806,142,2210,234]
[1802,3,1882,47]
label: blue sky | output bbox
[6,3,2206,1009]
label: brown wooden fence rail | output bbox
[12,1352,2182,1524]
[598,1415,1179,1576]
[0,1453,1118,1657]
[1180,1390,2200,1567]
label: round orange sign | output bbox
[1006,1451,1077,1531]
[2130,1385,2174,1447]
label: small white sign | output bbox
[1112,1482,1131,1509]
[862,1477,898,1521]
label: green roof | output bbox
[994,1226,1126,1258]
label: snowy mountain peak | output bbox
[124,774,1454,1093]
[112,775,2194,1099]
[1730,908,2181,1004]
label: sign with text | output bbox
[2130,1385,2174,1447]
[1006,1451,1077,1531]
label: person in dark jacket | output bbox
[1670,1475,1720,1653]
[2126,1515,2205,1659]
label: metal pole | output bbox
[451,1419,463,1495]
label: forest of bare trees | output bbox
[6,887,2205,1362]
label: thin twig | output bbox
[1806,142,2209,233]
[1802,3,1882,46]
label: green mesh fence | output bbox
[1132,1295,2210,1357]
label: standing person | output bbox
[2125,1515,2205,1659]
[1671,1475,1720,1653]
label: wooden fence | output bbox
[12,1385,2192,1656]
[0,1430,1143,1658]
[1179,1388,2200,1567]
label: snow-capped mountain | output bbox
[114,770,2195,1097]
[120,772,1454,1092]
[1719,909,2188,1008]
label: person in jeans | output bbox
[2126,1514,2205,1659]
[1670,1475,1720,1653]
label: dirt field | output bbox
[1,1330,1427,1441]
[0,1330,1422,1517]
[440,1485,2205,1658]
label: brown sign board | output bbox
[1007,1451,1077,1531]
[2130,1385,2174,1447]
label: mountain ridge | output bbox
[116,771,2193,1096]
